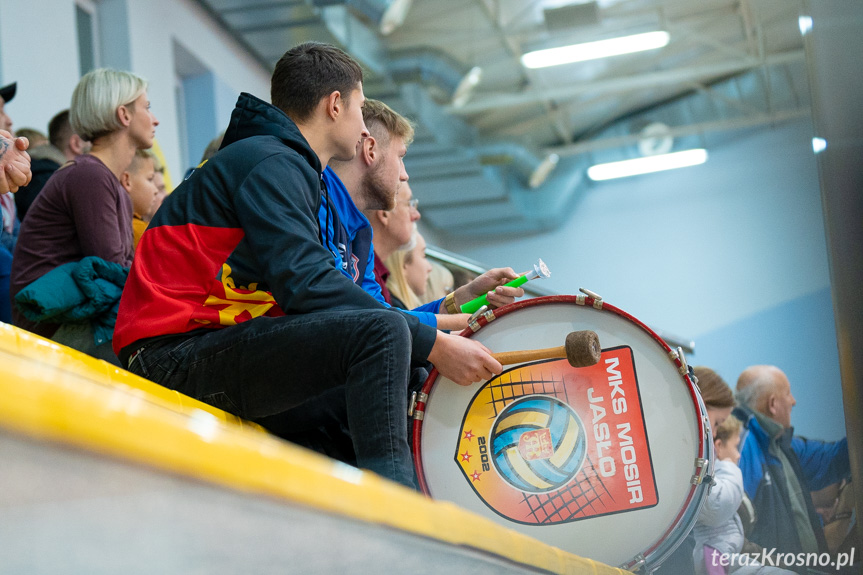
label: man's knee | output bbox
[364,310,412,345]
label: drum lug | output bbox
[691,457,709,485]
[627,554,647,572]
[578,287,604,309]
[467,305,496,333]
[408,391,428,420]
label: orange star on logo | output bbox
[471,470,482,482]
[460,451,472,462]
[463,429,474,441]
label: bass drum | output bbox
[412,295,712,572]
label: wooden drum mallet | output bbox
[491,330,601,368]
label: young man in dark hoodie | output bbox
[113,42,502,488]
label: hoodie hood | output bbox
[222,92,322,174]
[28,143,67,166]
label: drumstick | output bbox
[460,259,551,314]
[491,330,601,368]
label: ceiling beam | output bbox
[447,50,805,115]
[233,17,321,33]
[218,0,305,14]
[188,0,275,71]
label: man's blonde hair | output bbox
[362,99,414,147]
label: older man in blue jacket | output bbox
[733,365,849,559]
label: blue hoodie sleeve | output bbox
[414,299,443,314]
[792,436,849,491]
[403,309,437,328]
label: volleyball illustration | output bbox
[490,395,587,493]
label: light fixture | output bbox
[379,0,413,35]
[798,15,813,36]
[521,31,670,69]
[529,153,560,188]
[587,149,707,181]
[451,66,483,108]
[812,137,827,154]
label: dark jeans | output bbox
[52,323,122,366]
[258,364,429,468]
[128,310,417,488]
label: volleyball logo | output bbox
[490,395,587,493]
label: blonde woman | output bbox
[11,68,158,361]
[386,231,427,310]
[387,232,468,331]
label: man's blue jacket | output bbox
[734,405,849,555]
[319,167,441,327]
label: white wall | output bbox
[124,0,270,180]
[0,0,82,136]
[0,0,271,182]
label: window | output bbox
[75,0,100,75]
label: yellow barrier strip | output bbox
[1,324,263,431]
[0,323,629,575]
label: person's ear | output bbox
[117,104,133,128]
[360,136,377,166]
[119,171,132,192]
[68,134,87,156]
[376,209,390,225]
[325,91,342,121]
[767,394,778,417]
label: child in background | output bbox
[146,152,168,222]
[120,149,158,248]
[693,415,794,575]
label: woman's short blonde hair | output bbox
[70,68,148,142]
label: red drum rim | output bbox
[412,294,707,570]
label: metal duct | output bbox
[473,143,560,189]
[389,50,471,102]
[409,151,587,237]
[311,0,412,35]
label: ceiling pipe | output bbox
[472,143,560,189]
[389,51,482,107]
[408,150,587,237]
[311,0,412,35]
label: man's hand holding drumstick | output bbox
[428,331,503,386]
[434,259,551,333]
[429,259,557,383]
[439,267,525,317]
[429,267,522,384]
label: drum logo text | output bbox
[477,436,491,472]
[454,346,658,526]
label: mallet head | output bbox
[564,330,601,368]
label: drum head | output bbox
[415,297,707,569]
